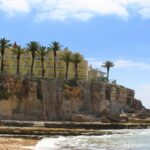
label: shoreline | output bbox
[0,128,150,150]
[0,121,150,150]
[0,120,150,139]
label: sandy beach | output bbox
[0,138,38,150]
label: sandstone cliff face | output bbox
[0,75,43,120]
[0,75,144,121]
[41,80,137,121]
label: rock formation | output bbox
[0,75,146,121]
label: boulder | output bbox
[100,116,111,123]
[71,114,96,122]
[135,109,150,119]
[119,111,128,122]
[107,113,121,122]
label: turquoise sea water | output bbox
[34,129,150,150]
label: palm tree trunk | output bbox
[42,60,44,79]
[31,58,34,79]
[17,57,20,75]
[66,63,69,80]
[1,54,4,73]
[107,67,110,82]
[75,63,78,80]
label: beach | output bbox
[0,120,150,149]
[0,138,37,150]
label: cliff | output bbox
[0,74,146,122]
[0,74,43,120]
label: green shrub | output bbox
[67,79,78,87]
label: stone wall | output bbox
[0,75,143,121]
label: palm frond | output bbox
[61,48,73,63]
[72,52,83,64]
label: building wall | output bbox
[3,48,88,80]
[88,69,97,81]
[88,69,106,81]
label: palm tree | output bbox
[12,42,25,75]
[26,41,40,78]
[102,61,114,82]
[37,46,49,79]
[72,52,83,80]
[0,38,11,73]
[49,41,61,79]
[61,47,73,80]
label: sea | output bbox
[33,129,150,150]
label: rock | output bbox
[135,109,150,119]
[120,116,128,122]
[127,108,136,113]
[100,116,111,123]
[119,111,128,122]
[131,99,145,111]
[120,119,127,123]
[71,114,96,122]
[0,74,146,121]
[101,109,110,116]
[107,113,121,122]
[120,110,128,117]
[0,75,43,120]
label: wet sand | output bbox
[0,138,38,150]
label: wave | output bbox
[35,136,66,150]
[34,129,150,150]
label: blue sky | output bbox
[0,0,150,108]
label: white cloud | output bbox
[0,0,30,16]
[139,8,150,19]
[114,60,150,70]
[0,0,150,21]
[88,59,150,70]
[87,59,103,69]
[35,0,129,21]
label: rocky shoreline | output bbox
[0,120,150,150]
[0,120,150,138]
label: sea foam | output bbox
[34,129,150,150]
[35,136,65,150]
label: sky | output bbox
[0,0,150,108]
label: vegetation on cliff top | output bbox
[102,61,114,82]
[0,38,11,73]
[0,38,87,81]
[0,37,116,82]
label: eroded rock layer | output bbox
[0,75,145,121]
